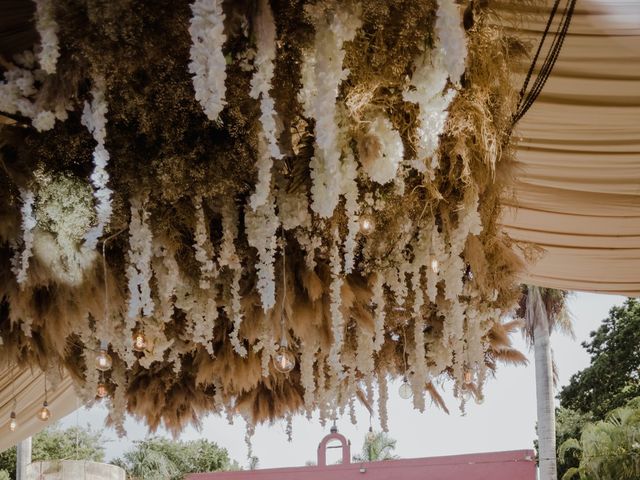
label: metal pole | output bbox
[16,437,32,480]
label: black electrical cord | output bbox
[513,0,578,126]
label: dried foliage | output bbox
[0,0,536,434]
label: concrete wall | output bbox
[26,461,126,480]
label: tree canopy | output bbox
[559,299,640,419]
[0,424,105,479]
[353,431,399,463]
[558,396,640,480]
[112,437,239,480]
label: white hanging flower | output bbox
[340,152,360,273]
[277,189,311,231]
[0,64,66,131]
[126,196,155,328]
[300,341,318,409]
[245,195,279,312]
[371,274,386,352]
[378,375,389,433]
[81,76,113,251]
[249,0,283,210]
[192,195,217,289]
[189,0,227,121]
[33,0,60,74]
[227,269,247,357]
[436,0,467,85]
[360,116,404,185]
[403,0,467,173]
[328,231,345,376]
[11,189,36,286]
[300,4,362,218]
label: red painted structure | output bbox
[188,429,536,480]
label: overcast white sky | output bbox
[57,292,627,469]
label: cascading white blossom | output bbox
[188,0,227,121]
[33,0,60,74]
[300,341,318,409]
[300,4,362,218]
[328,232,345,376]
[0,59,67,131]
[126,196,155,329]
[371,274,386,352]
[226,269,246,357]
[249,0,283,210]
[12,189,36,286]
[245,196,279,312]
[403,0,467,174]
[436,0,467,85]
[378,375,389,432]
[81,77,113,251]
[192,195,217,289]
[277,189,311,231]
[340,152,360,273]
[152,238,180,324]
[360,116,404,185]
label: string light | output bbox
[132,331,147,352]
[9,411,17,432]
[366,425,376,442]
[430,257,439,274]
[38,401,51,421]
[398,377,412,399]
[38,375,51,421]
[96,382,108,399]
[273,344,296,373]
[95,348,112,371]
[273,235,296,375]
[359,215,375,235]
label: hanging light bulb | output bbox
[96,382,108,399]
[366,426,376,442]
[132,331,147,352]
[95,348,113,372]
[359,215,375,235]
[398,377,412,399]
[430,257,439,274]
[475,394,485,405]
[9,412,17,432]
[273,344,296,374]
[38,401,51,421]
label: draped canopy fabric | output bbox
[502,0,640,296]
[0,0,639,452]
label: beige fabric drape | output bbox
[502,0,640,296]
[0,366,79,452]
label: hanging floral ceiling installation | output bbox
[0,0,531,435]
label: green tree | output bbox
[0,470,10,480]
[113,437,238,480]
[559,299,640,419]
[555,408,593,479]
[0,424,105,479]
[559,396,640,480]
[353,431,398,462]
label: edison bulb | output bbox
[95,349,113,372]
[96,383,108,399]
[398,379,412,399]
[475,395,484,405]
[132,332,147,352]
[359,216,375,235]
[9,412,16,432]
[273,346,296,374]
[366,427,376,442]
[430,258,439,274]
[38,402,51,421]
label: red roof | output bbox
[187,450,536,480]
